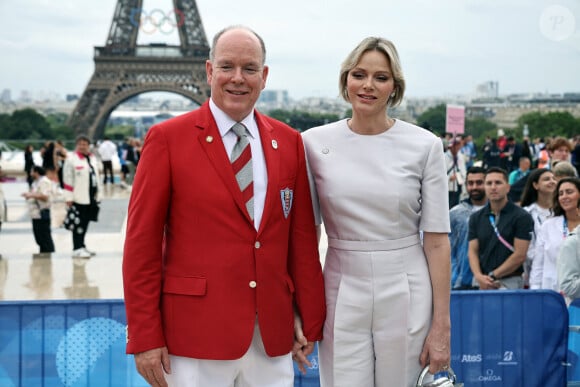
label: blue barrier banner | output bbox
[0,299,319,386]
[0,292,570,387]
[293,342,320,387]
[567,299,580,382]
[450,290,568,387]
[0,300,147,387]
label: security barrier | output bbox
[0,300,145,386]
[0,291,572,386]
[450,290,568,386]
[568,299,580,383]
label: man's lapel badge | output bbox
[280,187,293,219]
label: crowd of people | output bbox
[448,133,580,302]
[15,136,142,257]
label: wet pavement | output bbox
[0,180,131,301]
[0,179,328,302]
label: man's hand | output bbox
[476,273,500,290]
[292,310,314,374]
[134,347,171,387]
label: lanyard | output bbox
[489,214,515,252]
[563,217,568,240]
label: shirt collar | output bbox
[484,200,513,215]
[209,98,258,139]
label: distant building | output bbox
[257,90,291,110]
[259,89,289,105]
[475,81,499,99]
[18,90,32,103]
[0,89,11,103]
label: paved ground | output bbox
[0,178,327,301]
[0,179,131,301]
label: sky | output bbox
[0,0,579,101]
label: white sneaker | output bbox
[72,248,91,258]
[85,248,97,256]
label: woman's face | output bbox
[552,146,570,162]
[533,171,556,195]
[346,50,395,116]
[558,182,580,213]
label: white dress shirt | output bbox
[209,98,267,230]
[529,215,568,291]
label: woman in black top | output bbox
[24,144,35,188]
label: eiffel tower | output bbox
[67,0,211,140]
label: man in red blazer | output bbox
[122,25,325,386]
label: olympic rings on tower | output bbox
[129,8,185,35]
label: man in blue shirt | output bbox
[508,156,531,185]
[450,166,487,290]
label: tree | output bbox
[516,111,579,139]
[46,113,74,141]
[6,108,52,140]
[268,109,339,132]
[0,113,11,138]
[465,117,497,139]
[416,104,446,135]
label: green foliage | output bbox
[268,109,340,132]
[46,112,69,127]
[0,109,75,141]
[416,104,499,139]
[51,124,75,140]
[0,108,51,140]
[0,114,11,136]
[105,124,134,141]
[416,104,446,135]
[516,111,579,139]
[465,117,497,139]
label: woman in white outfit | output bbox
[530,177,580,290]
[302,37,451,387]
[520,168,556,287]
[558,213,580,302]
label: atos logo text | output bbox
[461,354,482,362]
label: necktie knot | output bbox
[232,122,248,139]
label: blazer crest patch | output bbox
[280,188,293,219]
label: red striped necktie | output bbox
[230,122,254,220]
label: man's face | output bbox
[484,172,510,201]
[520,158,531,171]
[466,173,485,202]
[76,140,90,155]
[206,29,268,122]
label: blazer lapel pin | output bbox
[271,140,278,149]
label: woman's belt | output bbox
[328,234,421,252]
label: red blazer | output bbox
[123,102,325,359]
